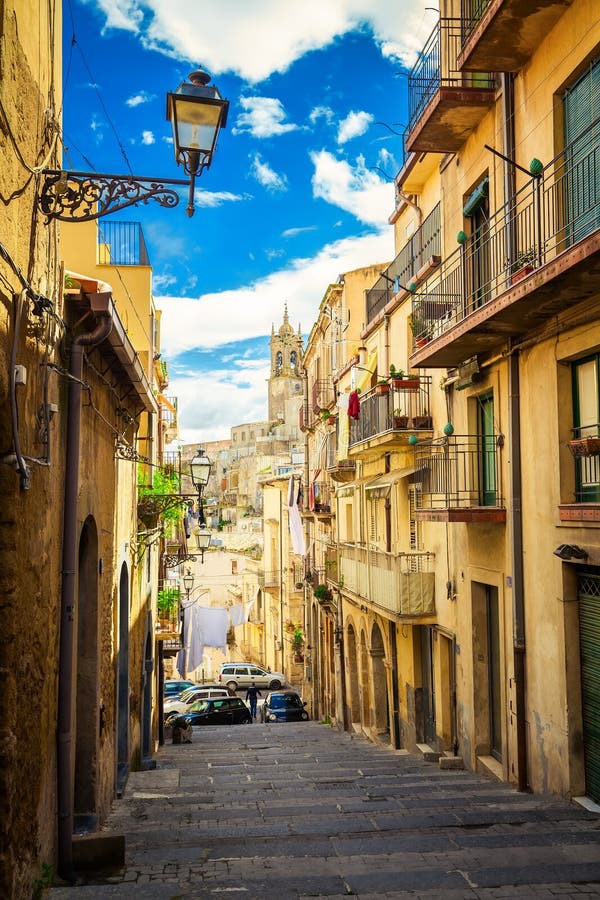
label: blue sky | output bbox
[64,0,432,441]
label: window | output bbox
[564,57,600,245]
[478,393,497,506]
[573,355,600,502]
[275,351,283,374]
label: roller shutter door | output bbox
[578,572,600,803]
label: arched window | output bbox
[290,350,297,369]
[275,351,283,374]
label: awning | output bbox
[336,485,355,498]
[365,466,417,496]
[158,393,177,414]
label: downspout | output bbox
[57,294,112,878]
[501,72,528,791]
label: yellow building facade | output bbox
[302,0,600,805]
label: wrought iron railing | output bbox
[411,116,600,345]
[460,0,492,43]
[414,433,504,509]
[349,377,432,447]
[258,570,280,588]
[160,450,181,476]
[366,204,441,324]
[304,481,332,515]
[97,220,151,266]
[408,18,496,135]
[339,544,435,616]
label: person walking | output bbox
[245,682,261,719]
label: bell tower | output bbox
[268,304,304,422]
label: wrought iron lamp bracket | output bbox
[38,169,190,223]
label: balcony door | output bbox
[564,57,600,246]
[478,393,497,506]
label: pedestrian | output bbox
[245,681,261,719]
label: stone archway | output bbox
[116,562,130,793]
[360,629,370,727]
[74,516,99,828]
[346,623,360,725]
[371,622,389,741]
[141,625,153,762]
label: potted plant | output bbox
[157,586,180,625]
[568,433,600,458]
[313,583,333,604]
[390,363,420,391]
[410,315,431,348]
[291,626,305,656]
[375,378,390,396]
[393,409,409,429]
[510,249,536,284]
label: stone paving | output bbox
[50,722,600,899]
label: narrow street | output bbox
[50,723,600,899]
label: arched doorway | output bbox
[74,516,99,829]
[116,562,129,793]
[141,625,153,762]
[360,630,370,728]
[346,623,360,725]
[371,622,389,741]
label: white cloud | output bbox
[337,110,374,145]
[250,153,288,192]
[141,130,155,145]
[310,150,392,226]
[125,90,155,107]
[157,228,393,359]
[233,96,298,138]
[194,189,252,208]
[282,225,318,238]
[92,0,431,83]
[309,105,335,125]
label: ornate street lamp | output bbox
[166,69,229,216]
[193,525,212,563]
[182,569,195,597]
[189,448,212,494]
[39,68,228,222]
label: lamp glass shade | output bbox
[190,451,212,488]
[182,572,194,592]
[195,526,212,550]
[167,81,229,169]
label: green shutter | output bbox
[564,58,600,244]
[578,573,600,804]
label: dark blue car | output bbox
[170,696,252,727]
[260,690,309,722]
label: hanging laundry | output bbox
[288,475,306,555]
[194,605,229,652]
[348,390,360,419]
[229,604,245,627]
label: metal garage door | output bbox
[578,572,600,804]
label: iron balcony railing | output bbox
[408,17,496,136]
[460,0,492,44]
[366,204,441,324]
[258,570,280,588]
[339,544,436,617]
[349,376,433,447]
[159,450,181,476]
[303,481,332,515]
[411,115,600,346]
[97,220,151,266]
[414,434,504,510]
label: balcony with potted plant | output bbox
[349,376,433,456]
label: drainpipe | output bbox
[501,72,528,791]
[57,294,112,878]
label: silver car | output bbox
[218,663,286,691]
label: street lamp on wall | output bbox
[38,68,228,222]
[162,448,213,567]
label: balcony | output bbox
[406,18,496,154]
[414,434,506,522]
[160,395,178,442]
[410,116,600,368]
[366,205,441,326]
[560,424,600,522]
[339,544,436,619]
[159,449,181,476]
[97,220,151,266]
[349,377,433,455]
[325,432,356,483]
[221,491,237,506]
[258,570,280,589]
[311,378,335,415]
[458,0,575,74]
[304,481,333,518]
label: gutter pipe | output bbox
[57,293,112,878]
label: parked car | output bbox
[164,679,195,699]
[260,690,309,723]
[164,686,230,720]
[218,663,286,691]
[169,696,252,726]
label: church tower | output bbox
[268,304,304,422]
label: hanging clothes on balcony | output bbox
[348,389,360,419]
[288,474,306,555]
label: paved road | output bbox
[50,722,600,898]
